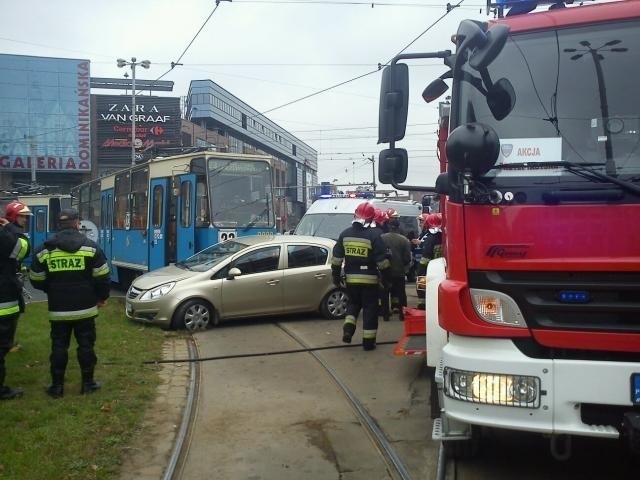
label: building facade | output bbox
[0,53,91,193]
[186,79,318,229]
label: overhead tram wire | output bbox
[220,0,466,133]
[139,0,231,91]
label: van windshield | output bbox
[294,213,354,240]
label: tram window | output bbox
[79,184,91,222]
[89,182,101,225]
[114,173,130,229]
[195,180,209,227]
[152,185,163,228]
[131,169,149,229]
[180,181,192,228]
[35,210,45,233]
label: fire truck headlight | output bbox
[140,282,176,301]
[470,288,527,327]
[445,368,541,408]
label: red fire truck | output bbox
[378,0,640,459]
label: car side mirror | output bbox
[227,267,242,279]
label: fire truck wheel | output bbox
[320,288,349,320]
[172,299,218,331]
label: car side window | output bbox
[232,246,281,275]
[287,245,328,269]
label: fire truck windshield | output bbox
[455,19,640,181]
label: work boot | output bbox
[0,385,23,400]
[81,381,102,395]
[342,322,356,344]
[362,338,377,351]
[46,384,64,398]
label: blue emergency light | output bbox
[487,0,574,15]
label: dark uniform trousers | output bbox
[0,313,19,387]
[346,283,380,337]
[50,317,97,384]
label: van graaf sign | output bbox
[0,61,91,172]
[96,95,181,162]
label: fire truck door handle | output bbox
[266,279,280,286]
[314,273,326,279]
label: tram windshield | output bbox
[208,158,275,229]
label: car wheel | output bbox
[171,299,217,331]
[320,288,348,320]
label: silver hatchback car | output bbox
[125,235,348,330]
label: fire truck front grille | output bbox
[468,270,640,334]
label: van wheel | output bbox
[320,289,349,320]
[172,299,217,331]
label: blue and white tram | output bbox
[71,151,277,286]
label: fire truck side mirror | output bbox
[378,63,409,144]
[487,78,515,121]
[446,122,500,178]
[469,24,510,71]
[378,148,408,185]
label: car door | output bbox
[220,245,284,318]
[281,243,331,313]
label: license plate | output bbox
[126,302,132,316]
[632,373,640,405]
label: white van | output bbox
[293,196,422,241]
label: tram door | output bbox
[148,178,168,270]
[100,189,113,267]
[176,174,196,262]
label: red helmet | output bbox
[373,208,388,226]
[386,208,400,218]
[353,202,375,225]
[425,213,442,229]
[4,201,32,222]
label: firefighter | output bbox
[417,213,443,276]
[29,208,111,398]
[381,208,412,319]
[0,201,31,399]
[371,209,392,321]
[331,202,391,351]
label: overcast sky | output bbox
[1,0,490,189]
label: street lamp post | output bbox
[117,57,150,166]
[564,40,627,175]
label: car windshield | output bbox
[294,213,354,240]
[176,239,249,272]
[456,19,640,181]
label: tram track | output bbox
[164,315,437,479]
[275,322,413,480]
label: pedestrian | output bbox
[29,208,111,398]
[0,201,32,400]
[331,202,392,351]
[417,213,443,276]
[381,209,412,319]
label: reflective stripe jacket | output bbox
[331,222,391,285]
[417,231,442,275]
[0,223,30,318]
[29,228,110,321]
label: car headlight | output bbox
[139,282,176,301]
[444,367,541,408]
